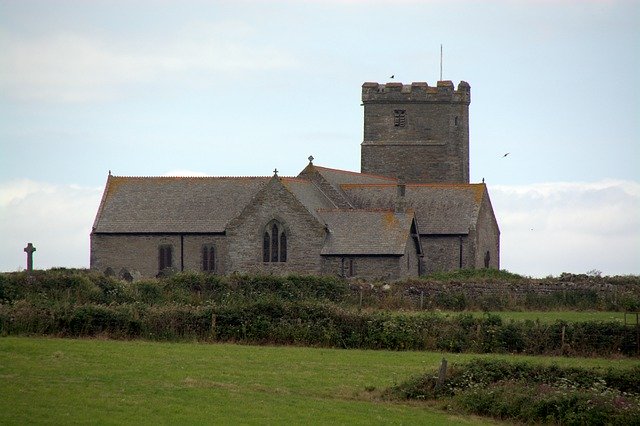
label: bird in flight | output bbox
[389,74,394,79]
[502,152,510,157]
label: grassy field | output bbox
[438,310,637,324]
[1,338,638,425]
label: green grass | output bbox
[437,310,636,324]
[2,338,639,425]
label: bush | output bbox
[389,359,640,425]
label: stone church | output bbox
[91,80,500,280]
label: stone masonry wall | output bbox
[399,237,420,279]
[322,256,401,280]
[473,191,500,269]
[361,81,469,184]
[420,235,472,274]
[225,177,327,275]
[90,233,227,278]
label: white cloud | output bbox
[0,23,298,102]
[0,180,102,271]
[489,179,640,277]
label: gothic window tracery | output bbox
[263,221,287,263]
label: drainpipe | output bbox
[180,234,184,271]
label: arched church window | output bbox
[263,221,287,263]
[280,232,287,262]
[263,232,271,262]
[202,245,215,273]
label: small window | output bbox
[202,245,215,272]
[342,257,355,277]
[158,245,172,271]
[263,221,287,263]
[394,109,406,127]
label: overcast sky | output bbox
[1,0,638,277]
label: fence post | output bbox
[561,325,566,347]
[420,291,424,310]
[210,312,216,339]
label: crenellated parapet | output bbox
[362,81,470,104]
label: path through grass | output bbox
[1,337,638,424]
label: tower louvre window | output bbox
[394,109,406,127]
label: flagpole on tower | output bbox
[440,44,443,81]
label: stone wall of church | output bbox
[398,237,420,278]
[473,194,500,269]
[420,235,473,274]
[90,233,228,278]
[321,256,401,280]
[225,178,327,275]
[182,235,229,274]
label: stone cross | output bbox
[308,155,314,164]
[24,243,36,271]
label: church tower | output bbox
[360,80,470,183]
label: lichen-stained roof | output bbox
[341,183,486,235]
[314,165,398,187]
[318,209,415,255]
[92,176,269,233]
[280,177,336,221]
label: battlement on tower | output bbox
[362,81,470,104]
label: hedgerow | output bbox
[1,269,638,356]
[1,301,637,356]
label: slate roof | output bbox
[318,209,415,255]
[92,176,269,233]
[280,177,336,222]
[314,165,397,187]
[341,183,486,235]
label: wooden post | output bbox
[561,325,566,347]
[420,291,424,310]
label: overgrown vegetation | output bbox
[389,359,640,425]
[1,269,638,356]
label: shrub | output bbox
[389,359,640,425]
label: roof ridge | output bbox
[317,208,413,214]
[280,177,311,183]
[314,165,398,181]
[340,182,485,188]
[110,175,274,180]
